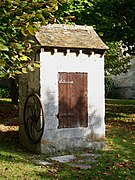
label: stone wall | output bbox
[113,58,135,99]
[19,68,41,153]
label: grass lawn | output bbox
[0,98,135,179]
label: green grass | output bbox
[0,98,135,179]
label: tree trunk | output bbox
[10,76,19,105]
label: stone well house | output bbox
[19,24,107,153]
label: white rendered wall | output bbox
[40,50,105,153]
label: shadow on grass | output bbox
[106,99,135,105]
[106,99,135,115]
[106,111,127,118]
[0,124,134,179]
[0,98,134,179]
[0,138,39,166]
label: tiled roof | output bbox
[35,24,107,50]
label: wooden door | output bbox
[58,72,88,128]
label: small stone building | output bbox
[19,24,107,153]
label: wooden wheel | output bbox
[23,93,44,144]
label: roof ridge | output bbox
[43,24,94,31]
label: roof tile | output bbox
[36,24,107,50]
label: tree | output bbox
[54,0,96,24]
[1,0,134,77]
[92,0,135,55]
[105,41,131,76]
[0,0,66,78]
[56,0,135,54]
[54,0,134,75]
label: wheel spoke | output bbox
[24,106,33,124]
[30,122,36,141]
[23,93,45,144]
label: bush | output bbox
[0,87,10,98]
[105,76,116,98]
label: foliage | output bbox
[0,87,10,98]
[55,0,95,24]
[105,42,131,75]
[0,98,134,179]
[1,0,134,77]
[55,0,134,75]
[94,0,135,55]
[0,0,66,78]
[105,76,115,98]
[56,0,135,55]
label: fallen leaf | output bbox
[115,154,120,158]
[1,172,7,178]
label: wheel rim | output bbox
[23,93,44,144]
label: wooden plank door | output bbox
[58,72,88,128]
